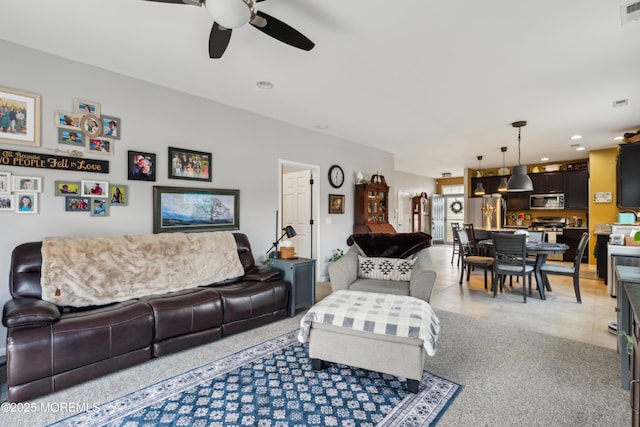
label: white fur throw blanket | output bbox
[40,232,245,307]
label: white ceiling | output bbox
[2,0,640,178]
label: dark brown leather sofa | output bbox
[2,233,289,403]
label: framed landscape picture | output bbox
[0,87,41,148]
[153,186,239,233]
[168,147,212,182]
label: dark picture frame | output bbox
[168,147,212,182]
[153,186,239,234]
[329,194,345,214]
[128,150,156,181]
[0,87,41,148]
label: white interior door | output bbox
[397,191,412,233]
[282,169,311,258]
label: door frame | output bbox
[278,159,320,264]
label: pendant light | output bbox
[474,155,485,195]
[498,146,508,192]
[506,121,534,192]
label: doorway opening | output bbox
[279,160,320,263]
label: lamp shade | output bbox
[498,177,508,192]
[284,225,297,238]
[474,182,485,196]
[506,165,534,192]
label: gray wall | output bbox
[0,40,434,355]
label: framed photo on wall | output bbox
[54,111,83,131]
[168,147,212,182]
[73,98,101,116]
[58,129,84,147]
[100,115,120,140]
[0,194,14,211]
[90,199,109,216]
[16,193,38,214]
[12,175,42,193]
[329,194,345,214]
[109,184,128,206]
[0,171,11,194]
[0,87,41,148]
[65,196,90,211]
[54,180,80,196]
[86,137,114,156]
[81,180,108,198]
[152,186,239,233]
[128,150,156,181]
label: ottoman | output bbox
[299,290,440,393]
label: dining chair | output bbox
[539,232,590,303]
[491,233,534,303]
[455,227,494,289]
[463,223,479,255]
[451,222,461,265]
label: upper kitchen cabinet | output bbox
[530,172,564,194]
[471,176,503,197]
[564,170,589,210]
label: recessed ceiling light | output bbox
[256,81,274,89]
[541,157,549,161]
[614,136,625,140]
[576,146,586,151]
[571,135,582,140]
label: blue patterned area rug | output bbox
[50,330,460,427]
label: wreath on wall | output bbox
[450,201,463,214]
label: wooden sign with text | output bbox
[0,149,109,174]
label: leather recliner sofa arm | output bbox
[243,265,282,282]
[2,297,61,328]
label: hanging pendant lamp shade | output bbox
[474,155,486,195]
[498,146,508,192]
[506,121,534,192]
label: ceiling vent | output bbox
[613,99,629,108]
[621,1,640,24]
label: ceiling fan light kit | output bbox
[506,120,534,192]
[144,0,314,58]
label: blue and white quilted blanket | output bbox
[298,290,440,356]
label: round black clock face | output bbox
[328,165,344,188]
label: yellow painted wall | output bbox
[435,177,464,194]
[588,148,619,263]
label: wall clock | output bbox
[328,164,344,188]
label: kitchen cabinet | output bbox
[530,172,564,194]
[471,176,503,196]
[595,233,611,281]
[563,170,589,210]
[354,183,396,233]
[506,192,530,210]
[562,227,589,263]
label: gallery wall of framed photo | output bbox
[1,89,222,218]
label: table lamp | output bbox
[266,225,297,258]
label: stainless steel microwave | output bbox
[529,194,565,210]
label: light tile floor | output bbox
[319,243,619,350]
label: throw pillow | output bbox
[358,255,417,281]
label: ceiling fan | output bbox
[143,0,315,58]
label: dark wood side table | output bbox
[269,257,316,317]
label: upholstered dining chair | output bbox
[455,228,494,289]
[491,233,534,303]
[451,222,461,265]
[539,232,590,303]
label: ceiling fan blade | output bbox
[251,10,314,51]
[209,23,232,58]
[142,0,193,4]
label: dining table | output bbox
[478,239,569,300]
